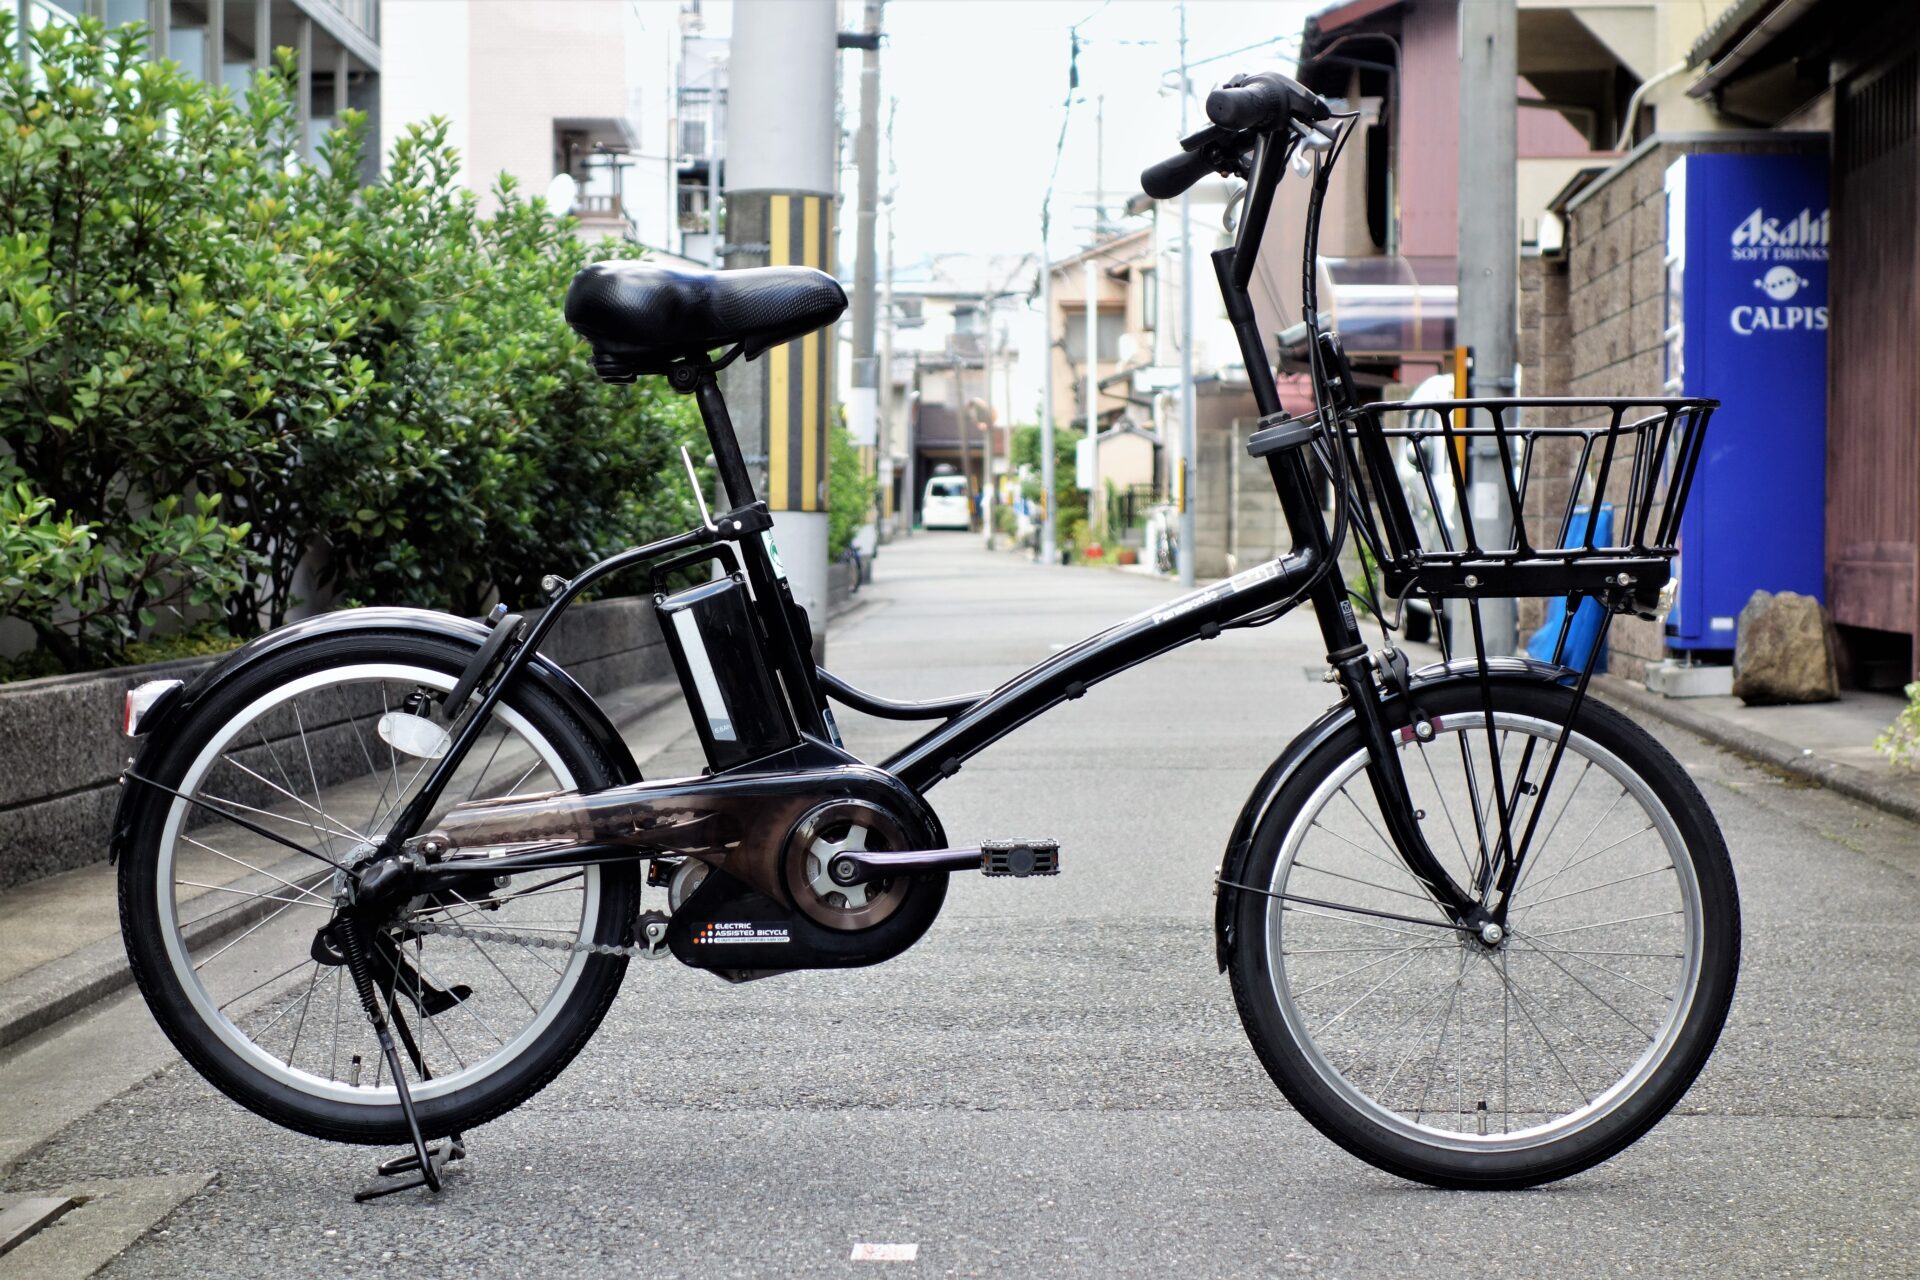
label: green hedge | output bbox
[0,18,702,675]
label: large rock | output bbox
[1732,590,1839,705]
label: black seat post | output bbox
[686,367,758,508]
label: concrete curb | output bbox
[0,680,686,1055]
[1592,674,1920,827]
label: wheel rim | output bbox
[1263,711,1703,1152]
[154,663,603,1107]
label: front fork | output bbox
[1334,647,1499,938]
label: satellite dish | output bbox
[544,172,578,216]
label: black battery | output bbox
[656,575,798,771]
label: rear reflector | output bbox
[124,679,185,737]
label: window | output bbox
[679,119,708,159]
[1062,308,1124,363]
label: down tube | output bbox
[883,551,1319,792]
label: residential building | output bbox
[18,0,382,178]
[1532,0,1920,685]
[1156,0,1719,583]
[381,0,725,258]
[881,252,1030,533]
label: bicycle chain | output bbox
[400,913,669,960]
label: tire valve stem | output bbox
[349,1054,363,1088]
[1477,1100,1489,1136]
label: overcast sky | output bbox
[876,0,1316,262]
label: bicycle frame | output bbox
[383,110,1483,932]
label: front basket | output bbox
[1338,396,1716,612]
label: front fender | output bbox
[1212,656,1572,970]
[111,607,642,862]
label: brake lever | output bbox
[1291,118,1335,152]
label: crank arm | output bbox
[828,839,1061,886]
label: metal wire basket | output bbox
[1339,396,1717,614]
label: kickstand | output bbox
[334,920,467,1203]
[355,1135,466,1202]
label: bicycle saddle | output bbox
[566,260,848,381]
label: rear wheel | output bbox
[1227,681,1739,1187]
[118,631,640,1145]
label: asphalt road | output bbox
[6,534,1918,1277]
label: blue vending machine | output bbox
[1663,152,1829,651]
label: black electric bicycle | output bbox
[113,71,1738,1194]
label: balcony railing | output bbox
[311,0,377,41]
[576,193,625,223]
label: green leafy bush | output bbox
[1874,683,1920,769]
[1010,424,1086,557]
[826,423,874,560]
[0,17,699,672]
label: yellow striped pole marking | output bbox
[769,194,793,509]
[800,196,822,512]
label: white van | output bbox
[921,475,970,530]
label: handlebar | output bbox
[1205,71,1330,132]
[1137,72,1331,201]
[1140,148,1214,200]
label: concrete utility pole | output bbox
[849,1,883,557]
[1455,0,1519,654]
[724,0,838,633]
[1176,0,1197,588]
[981,312,995,546]
[880,131,898,538]
[1039,237,1058,564]
[1085,255,1100,536]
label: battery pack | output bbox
[657,575,798,771]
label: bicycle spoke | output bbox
[1513,863,1672,913]
[1508,927,1676,1000]
[1334,787,1439,888]
[1508,936,1657,1039]
[1316,947,1438,1031]
[1291,856,1440,905]
[176,879,331,913]
[283,962,326,1067]
[1291,938,1448,999]
[1510,822,1656,908]
[198,776,366,847]
[291,704,339,861]
[179,836,333,905]
[1487,955,1591,1107]
[1414,737,1478,885]
[1524,909,1681,938]
[1413,945,1468,1122]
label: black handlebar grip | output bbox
[1141,148,1213,201]
[1205,70,1331,132]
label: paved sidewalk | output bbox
[1594,675,1920,823]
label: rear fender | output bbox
[110,607,641,862]
[1212,656,1573,970]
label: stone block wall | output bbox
[0,598,671,891]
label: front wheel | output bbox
[1226,680,1739,1188]
[118,630,641,1146]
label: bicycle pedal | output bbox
[981,840,1059,878]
